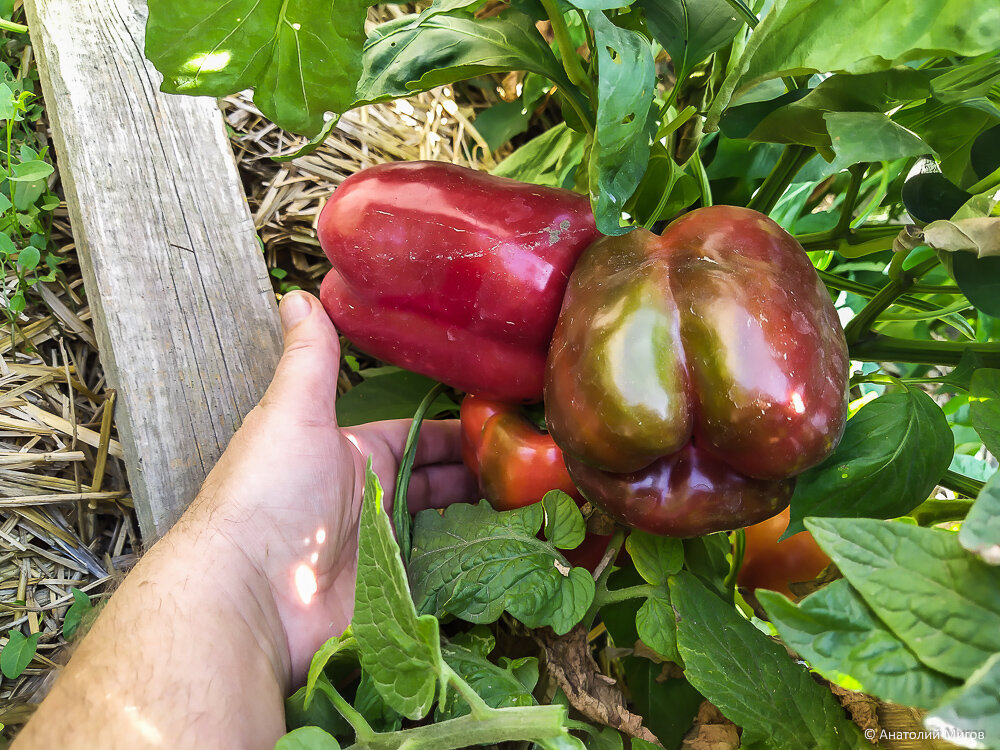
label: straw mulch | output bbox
[0,6,489,735]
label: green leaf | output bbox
[708,0,1000,129]
[146,0,372,136]
[950,253,1000,319]
[786,389,954,536]
[587,10,656,236]
[475,99,534,152]
[304,632,356,708]
[335,370,456,427]
[635,591,680,664]
[285,680,354,737]
[626,531,683,585]
[17,245,39,272]
[8,160,53,182]
[826,112,930,170]
[491,122,585,188]
[274,726,342,750]
[0,193,12,213]
[959,471,1000,565]
[622,656,703,749]
[671,572,870,749]
[356,12,568,105]
[568,0,636,8]
[62,587,93,640]
[759,580,960,709]
[1,630,40,679]
[970,368,1000,458]
[409,501,595,635]
[924,652,1000,746]
[352,461,443,720]
[354,671,404,732]
[542,490,586,550]
[437,629,538,721]
[637,0,743,79]
[806,517,1000,681]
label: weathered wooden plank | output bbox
[24,0,284,539]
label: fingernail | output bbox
[279,291,312,332]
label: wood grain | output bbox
[25,0,284,539]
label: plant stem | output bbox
[317,681,377,742]
[344,704,569,750]
[746,144,813,215]
[835,164,867,236]
[797,224,905,251]
[967,162,1000,195]
[0,18,28,33]
[690,149,713,208]
[849,335,1000,368]
[444,664,492,720]
[843,257,939,344]
[591,583,656,611]
[540,0,593,100]
[724,530,745,593]
[939,470,985,499]
[394,382,448,565]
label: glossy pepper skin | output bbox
[460,394,582,510]
[737,507,831,598]
[546,205,849,536]
[318,161,599,402]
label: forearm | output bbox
[13,503,292,750]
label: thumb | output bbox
[259,291,342,421]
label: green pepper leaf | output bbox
[959,471,1000,565]
[924,652,1000,746]
[1,630,40,679]
[759,579,960,709]
[586,10,656,236]
[492,122,585,188]
[636,0,743,81]
[352,461,444,720]
[409,501,595,635]
[708,0,1000,129]
[671,572,870,749]
[335,370,456,427]
[356,11,569,105]
[970,368,1000,459]
[274,726,342,750]
[145,0,373,136]
[806,517,1000,681]
[825,112,931,170]
[786,389,954,536]
[626,531,683,586]
[542,490,586,550]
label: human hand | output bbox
[187,291,475,685]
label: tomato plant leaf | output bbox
[924,652,1000,746]
[670,572,871,749]
[622,656,703,749]
[970,368,1000,458]
[759,580,960,709]
[786,389,954,536]
[61,587,93,640]
[355,11,569,105]
[409,501,595,634]
[304,631,357,708]
[635,591,680,664]
[353,461,443,720]
[626,531,683,586]
[637,0,743,80]
[586,10,656,236]
[542,490,586,550]
[959,470,1000,565]
[274,726,342,750]
[806,517,1000,681]
[0,630,40,679]
[145,0,373,136]
[335,370,456,427]
[286,679,354,737]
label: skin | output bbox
[13,291,475,750]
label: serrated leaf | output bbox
[353,462,443,720]
[636,591,680,664]
[274,726,342,750]
[409,501,595,635]
[960,471,1000,565]
[759,580,960,708]
[356,11,568,105]
[671,572,870,749]
[542,490,586,550]
[807,517,1000,681]
[587,10,656,236]
[970,368,1000,458]
[1,630,40,679]
[787,390,954,536]
[708,0,1000,130]
[626,531,683,585]
[145,0,373,136]
[62,587,92,640]
[925,652,1000,747]
[637,0,742,80]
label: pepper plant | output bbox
[146,0,1000,747]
